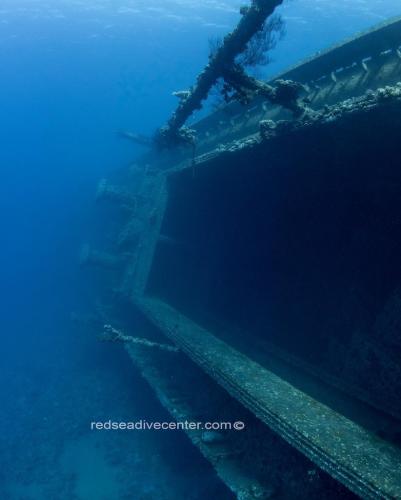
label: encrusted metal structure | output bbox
[82,14,401,500]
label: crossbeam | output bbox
[156,0,284,147]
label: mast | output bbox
[156,0,285,148]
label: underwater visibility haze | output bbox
[2,1,401,499]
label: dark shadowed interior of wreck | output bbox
[146,101,401,438]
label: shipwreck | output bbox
[81,2,401,498]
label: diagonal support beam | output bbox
[156,0,284,148]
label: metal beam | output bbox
[156,0,284,147]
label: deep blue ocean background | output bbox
[1,1,401,498]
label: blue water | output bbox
[1,1,401,498]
